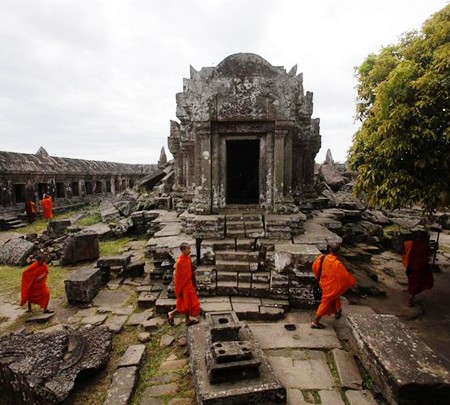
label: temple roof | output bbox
[0,150,160,176]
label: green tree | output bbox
[349,5,450,213]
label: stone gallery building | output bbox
[168,53,321,214]
[0,147,160,211]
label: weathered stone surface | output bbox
[118,345,146,368]
[267,351,334,389]
[0,326,112,405]
[97,254,131,269]
[0,238,35,265]
[187,323,286,404]
[159,359,188,373]
[346,390,378,405]
[347,314,450,405]
[46,220,71,237]
[64,267,103,304]
[331,348,362,390]
[249,323,341,350]
[103,366,138,405]
[80,314,108,325]
[104,315,128,333]
[126,310,154,326]
[62,231,99,265]
[141,382,179,398]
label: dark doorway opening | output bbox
[226,139,259,204]
[14,184,26,204]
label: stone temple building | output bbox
[168,53,321,214]
[0,147,161,212]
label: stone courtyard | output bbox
[1,205,450,404]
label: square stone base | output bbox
[187,324,286,404]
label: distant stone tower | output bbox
[158,147,167,168]
[325,149,334,165]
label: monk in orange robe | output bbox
[167,242,201,326]
[20,254,53,313]
[25,200,36,223]
[41,194,54,219]
[311,242,356,329]
[401,230,434,307]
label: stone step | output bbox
[216,272,238,282]
[243,215,263,222]
[245,228,265,238]
[244,220,264,228]
[215,250,259,262]
[216,260,250,272]
[7,219,24,225]
[226,230,246,238]
[226,221,244,231]
[10,223,27,229]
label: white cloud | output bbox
[0,0,447,163]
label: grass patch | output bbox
[383,223,409,237]
[131,322,194,404]
[99,236,146,257]
[301,389,320,404]
[75,210,102,227]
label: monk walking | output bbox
[40,194,54,220]
[311,243,356,329]
[20,253,53,313]
[25,200,36,223]
[401,229,434,307]
[167,242,201,326]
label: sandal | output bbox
[311,322,326,329]
[186,318,199,326]
[335,309,342,319]
[167,313,175,326]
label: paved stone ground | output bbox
[1,226,450,404]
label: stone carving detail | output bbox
[0,326,112,405]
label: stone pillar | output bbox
[189,121,212,214]
[211,131,220,213]
[273,128,285,205]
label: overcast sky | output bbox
[0,0,447,164]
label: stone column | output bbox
[211,130,220,213]
[189,121,212,214]
[273,126,287,205]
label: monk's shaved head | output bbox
[180,242,190,252]
[328,242,341,254]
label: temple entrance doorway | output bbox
[226,139,259,204]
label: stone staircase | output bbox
[225,214,265,238]
[0,215,27,230]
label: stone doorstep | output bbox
[103,366,138,405]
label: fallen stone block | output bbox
[118,345,146,368]
[103,366,138,405]
[347,314,450,405]
[62,231,99,265]
[64,267,103,304]
[0,238,35,266]
[0,326,112,405]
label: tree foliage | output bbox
[349,5,450,213]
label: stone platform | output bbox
[187,322,286,404]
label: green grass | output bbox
[99,236,146,257]
[131,322,194,404]
[383,223,410,237]
[75,210,102,227]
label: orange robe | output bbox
[20,261,50,309]
[25,201,36,223]
[402,240,434,295]
[312,253,356,318]
[174,254,200,317]
[41,196,54,219]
